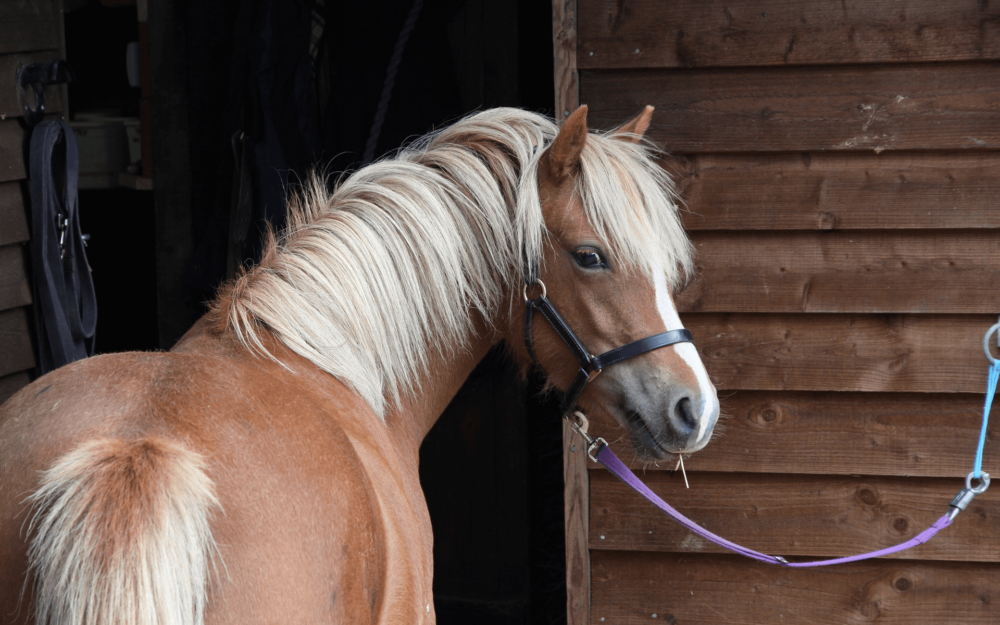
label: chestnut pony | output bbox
[0,106,719,624]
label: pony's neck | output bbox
[383,313,500,451]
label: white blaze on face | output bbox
[653,266,719,443]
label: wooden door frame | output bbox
[551,2,589,623]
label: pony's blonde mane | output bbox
[216,108,693,418]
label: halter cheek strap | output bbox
[523,280,693,417]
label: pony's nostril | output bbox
[673,396,697,434]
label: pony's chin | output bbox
[616,404,716,460]
[620,410,683,460]
[627,435,674,461]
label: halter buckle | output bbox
[588,356,603,380]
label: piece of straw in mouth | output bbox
[675,455,689,489]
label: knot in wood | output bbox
[857,487,879,506]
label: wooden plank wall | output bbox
[0,0,66,403]
[560,1,1000,623]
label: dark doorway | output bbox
[66,1,563,621]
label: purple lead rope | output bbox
[571,325,1000,567]
[594,444,953,567]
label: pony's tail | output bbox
[26,437,222,625]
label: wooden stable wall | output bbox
[556,1,1000,623]
[0,0,67,403]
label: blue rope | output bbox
[973,361,1000,478]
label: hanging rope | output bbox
[361,0,423,165]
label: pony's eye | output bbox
[574,249,606,268]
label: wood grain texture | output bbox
[0,50,65,120]
[685,314,996,393]
[0,244,30,312]
[0,371,30,406]
[587,391,994,478]
[563,418,590,625]
[0,0,61,55]
[575,2,1000,621]
[676,231,1000,314]
[668,152,1000,230]
[589,471,996,561]
[578,0,1000,70]
[0,182,27,246]
[583,63,1000,152]
[591,551,1000,624]
[0,122,26,183]
[0,307,35,377]
[556,0,586,621]
[552,0,579,121]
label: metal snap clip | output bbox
[570,410,591,442]
[568,411,607,462]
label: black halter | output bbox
[522,279,694,417]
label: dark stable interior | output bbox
[65,1,564,622]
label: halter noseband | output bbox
[522,279,694,417]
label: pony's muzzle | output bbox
[618,382,719,458]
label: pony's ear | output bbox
[613,105,654,143]
[541,105,588,184]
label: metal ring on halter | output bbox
[966,471,991,494]
[522,279,547,302]
[983,322,1000,365]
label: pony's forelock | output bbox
[214,108,693,418]
[577,132,694,285]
